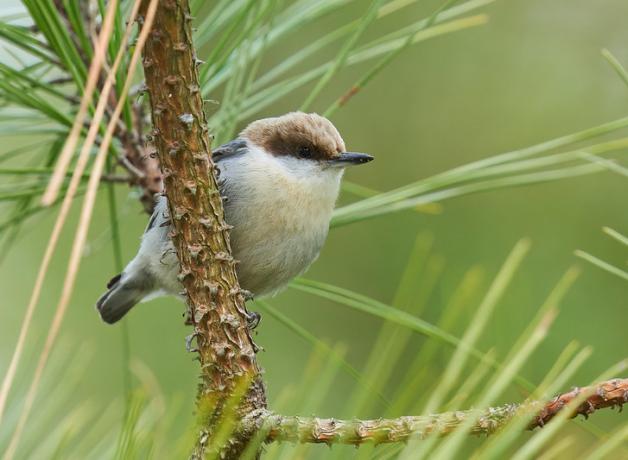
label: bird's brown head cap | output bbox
[241,112,347,161]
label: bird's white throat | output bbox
[219,142,344,228]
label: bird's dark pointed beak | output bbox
[329,152,374,166]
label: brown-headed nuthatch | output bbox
[96,112,373,324]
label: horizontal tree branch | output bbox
[100,173,133,183]
[253,378,627,445]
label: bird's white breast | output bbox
[219,145,343,296]
[134,144,342,299]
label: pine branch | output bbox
[138,1,266,459]
[256,378,627,445]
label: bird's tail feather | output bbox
[96,273,148,324]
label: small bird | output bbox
[96,112,373,324]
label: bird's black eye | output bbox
[298,145,312,158]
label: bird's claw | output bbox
[246,310,261,330]
[185,332,200,352]
[240,289,255,301]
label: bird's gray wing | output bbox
[212,138,248,162]
[145,208,159,232]
[144,139,246,233]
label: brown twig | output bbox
[139,1,266,458]
[116,125,162,213]
[100,173,134,183]
[530,377,628,427]
[256,378,628,445]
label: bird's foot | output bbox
[185,332,199,352]
[240,289,255,301]
[246,310,261,330]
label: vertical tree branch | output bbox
[139,1,266,458]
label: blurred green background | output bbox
[1,0,627,458]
